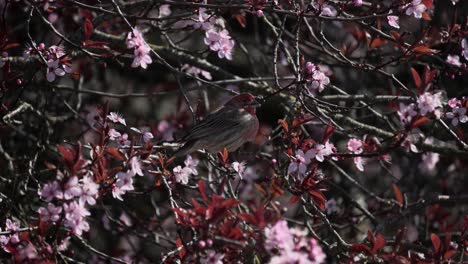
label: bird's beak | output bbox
[250,100,262,108]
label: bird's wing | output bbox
[182,108,243,141]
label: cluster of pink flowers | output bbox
[195,8,235,60]
[200,250,224,264]
[398,92,444,125]
[264,220,326,264]
[0,219,39,262]
[288,141,336,177]
[310,0,337,17]
[387,16,400,29]
[112,156,145,200]
[38,174,99,236]
[173,155,199,185]
[181,64,212,80]
[404,0,427,19]
[304,62,330,95]
[107,112,154,144]
[24,43,72,82]
[446,98,468,126]
[347,138,365,171]
[417,92,443,117]
[126,28,152,69]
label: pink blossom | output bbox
[347,138,363,154]
[401,132,422,153]
[107,112,127,126]
[173,165,190,185]
[397,103,418,125]
[305,62,330,95]
[46,59,66,82]
[38,203,62,222]
[256,10,264,17]
[417,92,443,116]
[16,243,38,262]
[39,181,63,202]
[264,220,294,252]
[86,107,103,130]
[126,28,145,49]
[325,199,338,215]
[63,201,90,236]
[108,128,121,140]
[287,150,314,176]
[0,219,20,248]
[158,120,176,141]
[405,0,427,19]
[269,251,311,264]
[195,8,216,31]
[112,171,134,201]
[126,28,152,69]
[63,176,82,200]
[159,4,171,17]
[204,29,235,60]
[143,131,154,143]
[353,157,365,171]
[132,45,152,69]
[129,156,144,176]
[309,239,327,263]
[181,64,212,80]
[231,161,246,179]
[387,16,400,29]
[309,143,334,162]
[353,0,363,6]
[448,98,461,108]
[204,30,222,50]
[184,155,199,175]
[201,250,224,264]
[446,55,462,67]
[314,2,337,17]
[462,39,468,61]
[419,152,439,172]
[80,175,99,205]
[116,133,131,146]
[445,107,468,126]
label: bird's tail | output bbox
[172,141,195,158]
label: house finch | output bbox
[173,93,260,157]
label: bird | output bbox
[173,93,260,157]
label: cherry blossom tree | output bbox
[0,0,467,263]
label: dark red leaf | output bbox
[176,238,186,259]
[421,12,431,21]
[412,45,438,55]
[350,244,371,253]
[322,122,335,142]
[411,67,422,90]
[392,184,404,206]
[444,250,456,260]
[423,65,437,85]
[370,37,388,49]
[198,180,209,203]
[289,195,301,204]
[410,116,430,129]
[278,119,289,132]
[431,233,441,253]
[372,233,386,253]
[422,0,433,8]
[105,147,125,161]
[84,18,93,41]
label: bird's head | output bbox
[225,93,261,114]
